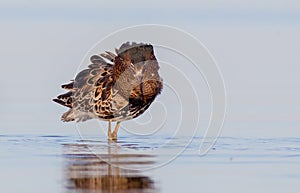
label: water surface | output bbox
[1,134,300,193]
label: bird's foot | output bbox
[112,132,117,140]
[107,121,119,142]
[108,135,117,142]
[108,131,117,141]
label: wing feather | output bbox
[53,53,114,122]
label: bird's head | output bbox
[112,42,162,100]
[113,42,160,82]
[117,42,155,66]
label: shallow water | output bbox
[1,134,300,193]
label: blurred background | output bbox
[0,0,299,137]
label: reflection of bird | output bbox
[53,42,163,140]
[63,141,156,192]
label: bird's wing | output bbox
[53,53,114,122]
[72,54,115,121]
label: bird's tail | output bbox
[53,81,75,122]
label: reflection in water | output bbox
[63,140,157,192]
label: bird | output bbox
[53,42,163,140]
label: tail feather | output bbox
[61,109,75,122]
[53,94,75,121]
[61,81,74,90]
[53,91,73,108]
[57,91,72,100]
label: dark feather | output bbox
[61,81,74,90]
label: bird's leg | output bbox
[108,120,112,140]
[112,121,121,140]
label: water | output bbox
[1,134,300,193]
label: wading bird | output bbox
[53,42,163,140]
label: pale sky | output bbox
[1,0,300,23]
[0,0,299,137]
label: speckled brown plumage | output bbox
[53,42,163,139]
